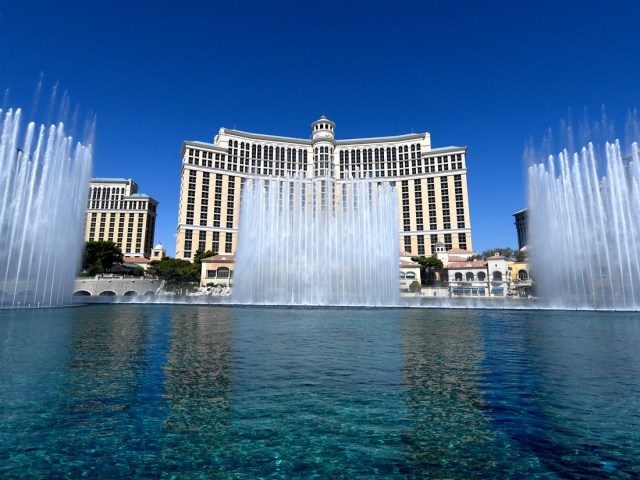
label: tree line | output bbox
[80,240,216,284]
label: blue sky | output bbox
[2,1,640,255]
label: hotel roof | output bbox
[184,131,466,154]
[91,177,130,182]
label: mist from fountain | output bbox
[0,108,92,308]
[233,173,400,306]
[528,139,640,310]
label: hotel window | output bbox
[417,235,425,255]
[225,232,232,253]
[212,231,220,253]
[458,233,467,251]
[444,233,452,251]
[404,236,411,253]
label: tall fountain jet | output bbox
[233,172,400,306]
[0,108,92,307]
[528,140,640,310]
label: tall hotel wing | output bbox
[176,117,472,260]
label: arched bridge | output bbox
[74,276,162,298]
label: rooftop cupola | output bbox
[311,115,336,144]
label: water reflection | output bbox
[225,308,409,478]
[1,306,640,478]
[486,311,640,477]
[58,306,168,477]
[161,306,234,471]
[64,305,149,415]
[0,308,74,477]
[401,309,499,476]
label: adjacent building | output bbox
[176,116,472,260]
[200,253,235,287]
[85,178,158,258]
[445,252,510,297]
[513,208,528,250]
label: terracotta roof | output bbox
[486,255,506,260]
[448,248,474,254]
[445,261,487,269]
[400,260,420,267]
[123,256,150,263]
[448,255,468,262]
[202,254,235,262]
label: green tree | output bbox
[480,247,516,260]
[411,255,444,285]
[111,264,146,277]
[193,249,217,266]
[147,257,200,283]
[82,241,123,272]
[514,249,527,262]
[408,280,422,293]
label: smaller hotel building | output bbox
[85,178,158,258]
[176,117,473,260]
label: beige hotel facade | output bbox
[176,117,472,260]
[85,178,158,258]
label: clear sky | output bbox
[2,1,639,256]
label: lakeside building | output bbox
[85,178,158,258]
[176,116,472,260]
[445,252,510,297]
[199,253,423,293]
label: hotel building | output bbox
[176,117,472,260]
[85,178,158,258]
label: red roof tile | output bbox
[400,260,420,267]
[123,256,150,263]
[445,261,487,269]
[448,248,474,254]
[202,254,235,262]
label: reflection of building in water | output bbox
[64,311,148,415]
[401,311,496,474]
[162,308,233,443]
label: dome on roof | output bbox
[435,241,446,247]
[154,242,165,250]
[311,116,336,142]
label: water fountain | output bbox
[528,140,640,309]
[233,172,399,306]
[0,108,92,307]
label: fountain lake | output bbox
[1,304,638,479]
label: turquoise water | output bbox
[1,305,639,478]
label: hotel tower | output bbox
[85,178,158,258]
[176,117,472,260]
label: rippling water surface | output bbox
[1,305,639,478]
